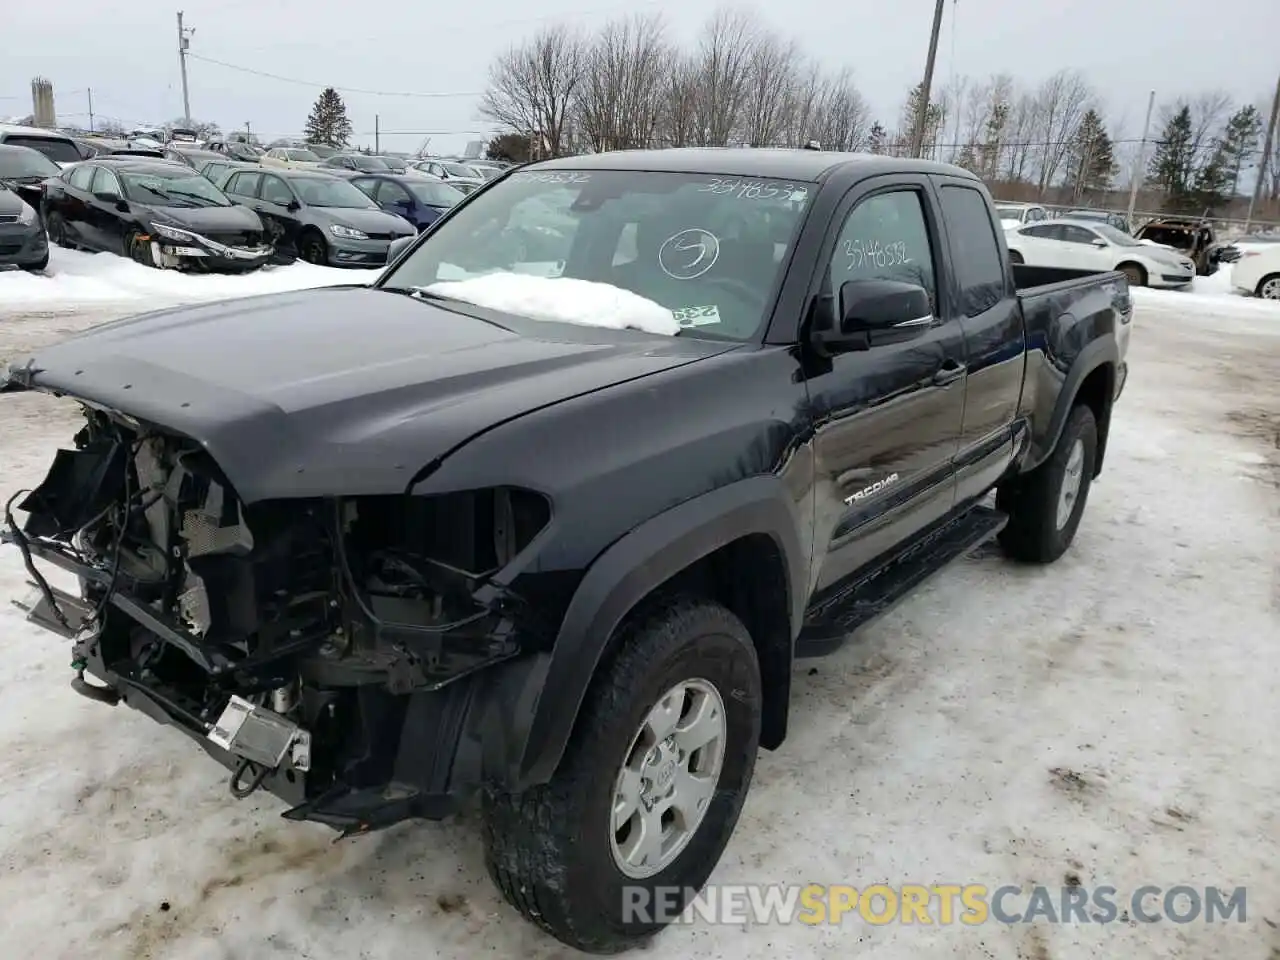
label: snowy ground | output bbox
[0,256,1277,960]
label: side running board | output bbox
[795,505,1007,659]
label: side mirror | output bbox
[387,234,415,263]
[93,191,120,203]
[285,200,301,212]
[1091,238,1107,248]
[812,279,933,355]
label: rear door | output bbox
[58,164,97,244]
[805,174,968,593]
[933,177,1026,505]
[86,166,127,252]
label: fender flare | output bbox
[1027,334,1118,470]
[512,476,808,788]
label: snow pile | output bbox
[426,272,681,335]
[0,247,382,309]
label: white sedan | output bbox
[260,147,323,170]
[1005,220,1197,288]
[1230,244,1280,300]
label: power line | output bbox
[185,52,482,98]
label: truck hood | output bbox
[4,287,734,503]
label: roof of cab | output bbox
[529,147,976,182]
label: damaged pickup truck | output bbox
[2,149,1130,953]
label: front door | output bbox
[805,176,967,594]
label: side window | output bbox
[938,185,1007,318]
[1060,225,1097,245]
[1024,224,1062,240]
[91,167,122,197]
[261,176,292,205]
[228,172,261,198]
[351,178,376,199]
[378,181,411,205]
[68,165,96,191]
[829,189,936,311]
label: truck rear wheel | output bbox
[482,597,762,953]
[996,404,1097,563]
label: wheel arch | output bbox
[1024,336,1118,475]
[507,476,808,790]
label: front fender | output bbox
[507,475,808,789]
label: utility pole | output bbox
[1243,71,1280,235]
[375,115,380,154]
[909,0,947,159]
[1125,89,1156,231]
[176,11,193,126]
[87,88,94,134]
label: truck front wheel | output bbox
[997,404,1098,563]
[482,597,762,953]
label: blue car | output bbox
[349,173,465,232]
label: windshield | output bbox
[6,136,82,165]
[348,156,389,171]
[995,205,1024,220]
[305,144,337,159]
[291,176,378,208]
[376,157,407,172]
[443,162,479,178]
[1092,224,1139,246]
[287,149,320,162]
[407,180,465,206]
[381,169,814,340]
[121,170,232,207]
[0,146,61,179]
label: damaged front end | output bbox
[4,404,552,835]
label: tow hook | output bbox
[70,660,120,706]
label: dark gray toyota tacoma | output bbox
[3,149,1130,952]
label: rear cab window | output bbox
[938,185,1007,317]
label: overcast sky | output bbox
[3,0,1276,156]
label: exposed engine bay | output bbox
[4,405,550,831]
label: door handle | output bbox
[932,361,966,386]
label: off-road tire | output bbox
[997,404,1098,563]
[482,597,762,954]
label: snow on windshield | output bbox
[425,272,681,336]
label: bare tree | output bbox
[480,25,585,157]
[1032,69,1094,193]
[811,68,870,151]
[659,54,701,147]
[1002,90,1038,182]
[740,33,802,147]
[781,59,826,148]
[690,8,758,145]
[575,14,669,151]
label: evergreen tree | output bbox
[866,122,887,155]
[1147,105,1194,205]
[1219,104,1262,195]
[1064,109,1117,202]
[955,142,979,172]
[978,100,1009,180]
[304,88,352,148]
[1191,144,1232,212]
[898,83,944,158]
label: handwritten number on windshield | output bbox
[696,179,805,201]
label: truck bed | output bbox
[1012,262,1124,294]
